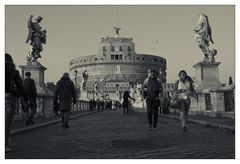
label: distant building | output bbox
[69,30,167,100]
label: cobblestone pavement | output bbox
[6,109,235,159]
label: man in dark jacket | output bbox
[142,69,163,130]
[55,73,77,128]
[122,91,135,115]
[23,72,37,125]
[5,53,28,152]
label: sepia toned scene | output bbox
[5,5,235,159]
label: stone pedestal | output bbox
[19,64,47,94]
[19,63,54,117]
[210,91,225,112]
[197,93,206,112]
[193,62,222,92]
[80,90,88,101]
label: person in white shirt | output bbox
[174,70,191,132]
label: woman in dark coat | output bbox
[55,73,77,128]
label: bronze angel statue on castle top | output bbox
[194,14,217,63]
[26,15,47,64]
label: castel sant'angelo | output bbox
[69,28,167,100]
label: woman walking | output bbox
[174,70,193,132]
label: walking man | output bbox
[55,73,77,128]
[174,70,193,132]
[23,72,37,125]
[122,91,135,115]
[143,69,163,130]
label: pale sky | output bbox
[5,5,235,84]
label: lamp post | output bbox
[74,69,78,98]
[115,83,119,101]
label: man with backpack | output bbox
[142,69,163,130]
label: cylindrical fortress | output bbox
[69,34,167,99]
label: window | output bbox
[142,58,145,61]
[111,55,114,60]
[119,55,123,60]
[153,58,158,62]
[111,46,114,52]
[128,46,131,51]
[95,58,98,61]
[103,46,106,52]
[115,55,119,60]
[120,46,122,51]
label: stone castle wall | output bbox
[69,36,167,87]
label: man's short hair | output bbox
[25,72,31,77]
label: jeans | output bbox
[146,98,160,128]
[5,94,17,147]
[62,111,70,124]
[123,107,129,115]
[180,99,191,128]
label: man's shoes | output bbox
[182,126,187,132]
[30,120,34,125]
[148,126,152,131]
[153,127,157,130]
[26,120,30,125]
[5,147,11,153]
[65,123,70,128]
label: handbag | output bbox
[170,97,181,109]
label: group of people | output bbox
[5,53,197,153]
[89,99,113,111]
[5,53,38,152]
[122,69,197,132]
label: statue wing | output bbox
[205,16,214,44]
[25,15,33,44]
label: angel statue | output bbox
[193,14,217,63]
[113,26,121,37]
[81,70,89,90]
[26,15,47,64]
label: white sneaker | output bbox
[5,147,11,153]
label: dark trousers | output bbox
[123,101,129,115]
[61,111,70,124]
[123,107,129,115]
[25,97,37,121]
[180,99,191,128]
[5,94,17,147]
[146,98,160,128]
